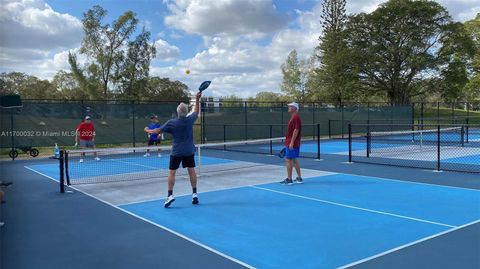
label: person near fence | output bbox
[147,91,202,208]
[143,114,163,157]
[280,102,303,185]
[75,115,100,162]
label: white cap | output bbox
[287,102,299,111]
[84,115,91,120]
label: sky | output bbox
[0,0,479,98]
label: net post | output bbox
[59,150,65,193]
[317,123,321,160]
[348,124,352,163]
[461,125,465,147]
[65,151,70,185]
[437,125,441,172]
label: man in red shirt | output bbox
[75,115,100,162]
[280,102,302,185]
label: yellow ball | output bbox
[185,69,190,74]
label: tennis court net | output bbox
[62,137,314,185]
[349,124,480,173]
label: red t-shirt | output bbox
[77,122,95,141]
[285,113,302,148]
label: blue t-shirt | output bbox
[160,112,197,156]
[147,123,161,141]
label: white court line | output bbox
[250,186,456,228]
[23,166,256,269]
[337,219,480,269]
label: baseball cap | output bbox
[287,102,299,111]
[150,114,158,119]
[84,115,91,120]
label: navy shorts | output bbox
[169,155,195,170]
[148,139,161,146]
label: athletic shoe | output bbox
[95,157,100,161]
[294,177,303,184]
[192,193,199,205]
[164,195,175,208]
[79,158,84,163]
[158,153,162,157]
[280,178,293,185]
[144,153,150,157]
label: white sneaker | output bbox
[79,158,84,163]
[192,193,199,205]
[144,153,150,157]
[164,195,175,208]
[95,157,100,161]
[158,153,162,157]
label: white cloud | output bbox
[154,39,181,61]
[0,0,83,50]
[152,3,322,97]
[163,0,287,37]
[0,0,83,78]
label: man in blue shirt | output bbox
[143,114,162,157]
[148,91,202,208]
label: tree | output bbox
[345,0,459,105]
[75,5,139,99]
[51,70,86,100]
[280,50,302,102]
[313,0,356,105]
[117,29,156,100]
[0,72,58,99]
[68,52,103,99]
[464,14,480,101]
[145,77,189,102]
[221,95,244,107]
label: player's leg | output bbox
[165,156,181,208]
[184,155,198,205]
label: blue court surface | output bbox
[121,173,480,268]
[443,154,480,165]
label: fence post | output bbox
[341,103,345,138]
[366,125,371,158]
[348,124,352,163]
[328,119,332,139]
[244,101,248,140]
[10,109,15,160]
[201,101,205,144]
[437,125,441,172]
[317,123,321,160]
[131,101,136,147]
[269,125,273,155]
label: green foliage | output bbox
[280,50,304,102]
[345,0,457,105]
[311,0,357,105]
[0,72,58,99]
[464,14,480,101]
[116,29,156,100]
[145,77,189,102]
[221,95,244,107]
[69,5,150,99]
